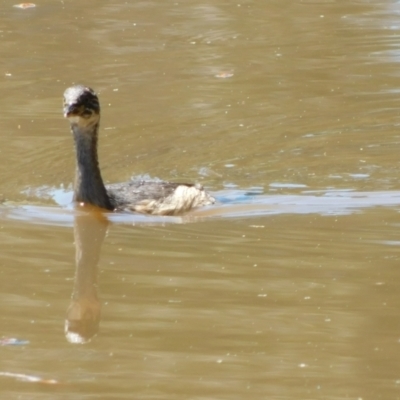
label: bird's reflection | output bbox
[65,205,108,344]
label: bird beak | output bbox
[63,104,76,118]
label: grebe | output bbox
[63,85,215,215]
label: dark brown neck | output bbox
[71,122,114,210]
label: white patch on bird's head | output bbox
[66,112,100,129]
[66,115,81,124]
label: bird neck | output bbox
[71,122,114,210]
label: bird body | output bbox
[63,85,215,215]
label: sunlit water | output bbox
[1,1,400,399]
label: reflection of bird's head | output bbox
[65,318,100,344]
[63,85,100,127]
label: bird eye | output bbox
[82,108,93,118]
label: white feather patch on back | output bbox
[133,184,215,215]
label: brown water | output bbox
[1,0,400,398]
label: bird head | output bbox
[63,85,100,127]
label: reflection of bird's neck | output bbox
[71,121,113,210]
[66,210,108,344]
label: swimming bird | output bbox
[63,85,215,215]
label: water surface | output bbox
[1,1,400,399]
